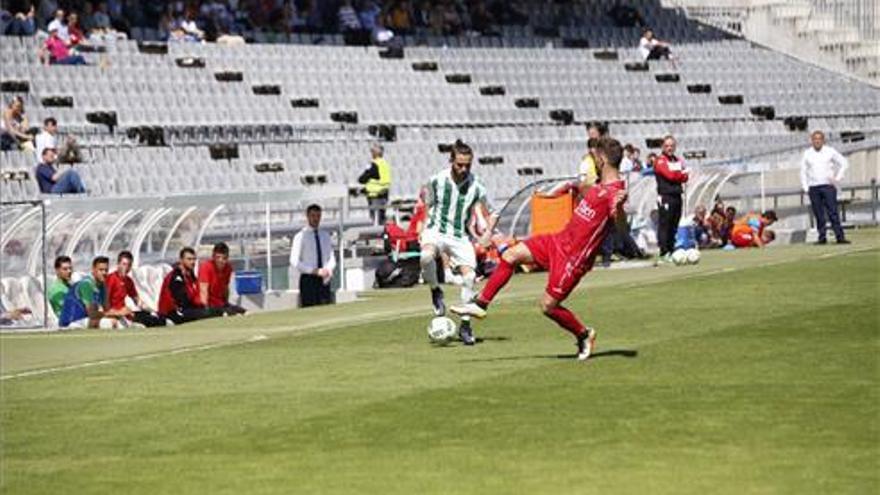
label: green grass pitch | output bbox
[1,231,878,494]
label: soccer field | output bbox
[2,232,878,495]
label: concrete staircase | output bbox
[665,0,880,86]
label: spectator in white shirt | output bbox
[800,130,849,244]
[639,28,672,61]
[337,0,362,32]
[34,117,58,162]
[289,204,336,307]
[47,9,68,42]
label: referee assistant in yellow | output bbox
[358,142,392,225]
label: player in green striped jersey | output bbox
[420,140,498,345]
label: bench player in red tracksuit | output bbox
[451,137,628,360]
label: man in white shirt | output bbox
[34,117,58,163]
[47,9,68,42]
[639,28,672,61]
[800,131,849,244]
[289,204,336,307]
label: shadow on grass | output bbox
[431,336,512,349]
[463,349,638,362]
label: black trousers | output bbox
[657,194,683,256]
[132,311,167,327]
[647,45,672,61]
[808,185,845,242]
[216,303,247,316]
[165,307,224,325]
[300,274,332,307]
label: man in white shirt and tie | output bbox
[800,131,850,244]
[289,204,336,307]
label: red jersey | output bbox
[198,260,232,308]
[556,179,626,266]
[105,271,138,311]
[525,180,625,301]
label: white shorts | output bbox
[420,228,476,269]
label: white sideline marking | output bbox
[1,246,874,381]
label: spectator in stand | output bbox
[90,2,112,30]
[608,3,643,28]
[41,24,87,65]
[198,242,247,316]
[66,12,88,47]
[158,247,223,324]
[47,8,68,40]
[337,0,362,32]
[469,0,497,35]
[639,28,673,61]
[290,204,336,307]
[48,255,73,318]
[800,130,850,245]
[730,211,778,248]
[106,251,167,327]
[1,96,34,152]
[35,117,57,162]
[384,0,413,34]
[430,0,462,35]
[654,135,689,262]
[180,9,204,40]
[36,147,86,194]
[357,142,392,226]
[59,255,130,329]
[1,5,37,36]
[358,0,382,32]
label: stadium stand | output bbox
[1,0,878,328]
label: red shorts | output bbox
[731,231,754,248]
[524,234,595,302]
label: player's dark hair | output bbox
[663,134,676,143]
[213,242,229,256]
[44,117,57,127]
[117,250,134,262]
[54,255,71,269]
[596,137,624,169]
[179,247,196,259]
[585,121,608,136]
[763,210,778,222]
[624,143,635,153]
[92,256,110,268]
[587,138,599,150]
[306,204,322,214]
[449,139,472,161]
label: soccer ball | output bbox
[686,248,701,265]
[428,317,457,343]
[671,249,688,266]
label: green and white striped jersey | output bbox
[424,169,493,239]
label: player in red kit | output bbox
[451,137,628,360]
